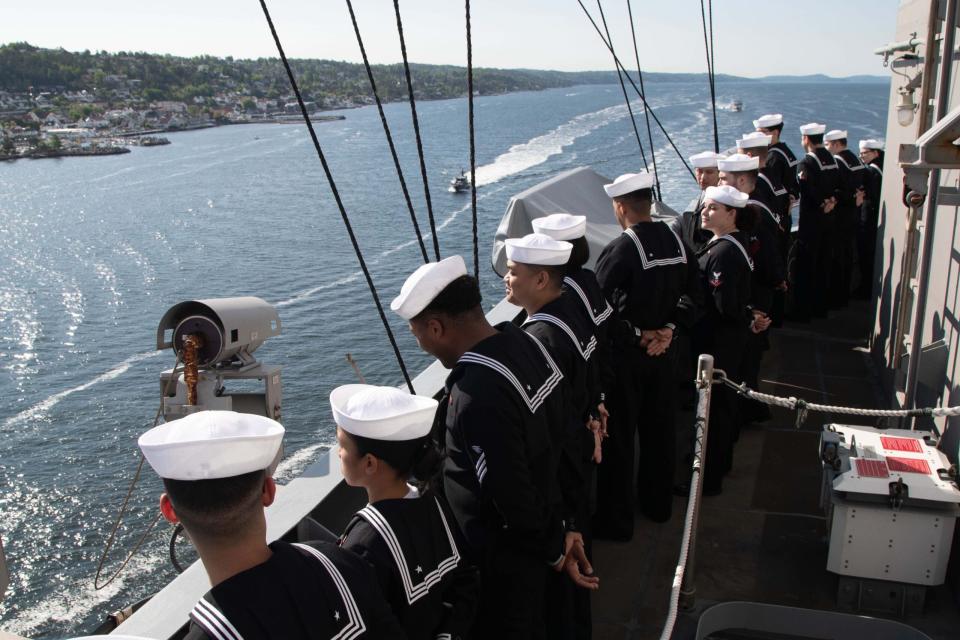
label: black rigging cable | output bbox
[574,0,695,180]
[625,0,662,200]
[700,0,719,153]
[258,0,416,393]
[465,0,479,281]
[595,0,650,174]
[393,0,441,261]
[345,0,429,263]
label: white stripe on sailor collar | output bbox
[190,598,243,640]
[805,151,837,170]
[623,222,687,270]
[563,276,613,326]
[770,147,798,167]
[293,543,368,639]
[757,173,787,197]
[707,234,754,271]
[355,497,461,605]
[524,312,598,361]
[833,154,864,170]
[747,199,780,227]
[457,333,563,414]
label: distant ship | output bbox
[448,169,470,193]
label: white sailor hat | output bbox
[505,233,572,266]
[824,129,847,142]
[531,213,587,241]
[753,113,783,129]
[859,139,884,151]
[689,151,726,169]
[736,132,772,149]
[799,122,826,135]
[717,153,760,172]
[330,384,437,441]
[138,410,284,481]
[704,185,749,209]
[391,255,468,321]
[603,171,655,198]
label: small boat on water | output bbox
[728,99,743,112]
[448,169,470,193]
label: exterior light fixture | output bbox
[897,87,918,127]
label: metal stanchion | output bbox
[679,353,714,612]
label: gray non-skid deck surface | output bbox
[591,300,960,639]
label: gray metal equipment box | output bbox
[820,424,960,587]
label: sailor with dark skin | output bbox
[794,122,841,321]
[690,186,761,496]
[825,129,867,308]
[139,411,406,640]
[856,139,885,298]
[672,151,725,253]
[333,384,480,640]
[391,255,597,640]
[594,171,701,535]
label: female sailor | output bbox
[332,384,479,640]
[693,185,764,496]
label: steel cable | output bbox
[345,0,429,263]
[393,0,441,261]
[700,0,719,153]
[258,0,416,393]
[625,0,662,200]
[595,0,650,173]
[574,0,695,180]
[465,0,479,281]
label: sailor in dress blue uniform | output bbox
[737,132,791,327]
[692,186,761,495]
[332,384,479,640]
[532,212,612,454]
[856,139,885,298]
[138,410,404,640]
[594,172,702,531]
[754,113,800,208]
[825,130,867,308]
[795,122,842,320]
[391,256,597,639]
[503,232,599,640]
[672,151,726,253]
[717,150,784,426]
[530,213,611,640]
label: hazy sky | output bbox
[1,0,900,77]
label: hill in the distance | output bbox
[0,43,887,106]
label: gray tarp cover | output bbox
[490,166,679,276]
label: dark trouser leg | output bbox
[704,335,746,491]
[593,361,638,539]
[856,221,877,297]
[474,546,546,639]
[738,332,770,424]
[635,347,677,522]
[813,220,833,317]
[793,230,818,321]
[831,211,855,308]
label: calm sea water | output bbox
[0,81,887,637]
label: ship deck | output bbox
[591,300,960,639]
